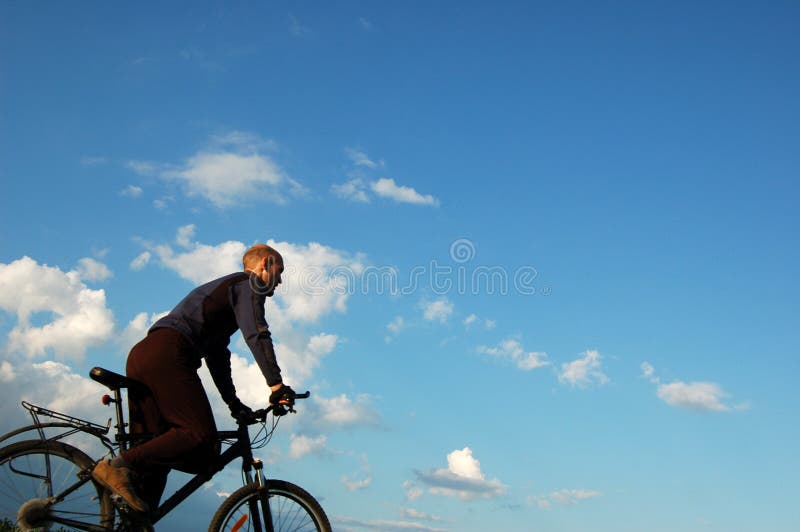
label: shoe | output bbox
[92,460,150,514]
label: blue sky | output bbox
[1,2,799,531]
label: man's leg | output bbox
[94,328,218,513]
[122,327,219,476]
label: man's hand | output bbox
[269,384,296,406]
[228,398,255,423]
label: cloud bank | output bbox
[415,447,507,501]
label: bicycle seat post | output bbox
[111,386,129,451]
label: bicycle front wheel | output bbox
[209,480,331,532]
[0,439,114,531]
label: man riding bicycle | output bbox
[92,244,294,514]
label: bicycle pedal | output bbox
[110,494,133,512]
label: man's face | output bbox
[263,254,284,297]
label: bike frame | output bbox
[6,399,278,532]
[149,422,274,530]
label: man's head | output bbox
[243,244,284,296]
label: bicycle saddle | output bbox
[90,367,149,393]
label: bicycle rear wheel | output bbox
[0,440,114,531]
[209,480,331,532]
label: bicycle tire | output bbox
[0,440,115,531]
[208,479,331,532]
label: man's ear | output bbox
[265,255,275,270]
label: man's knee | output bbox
[172,430,217,474]
[186,428,219,459]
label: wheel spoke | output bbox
[211,481,329,532]
[0,441,114,531]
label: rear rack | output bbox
[22,401,110,435]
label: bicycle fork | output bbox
[244,458,274,532]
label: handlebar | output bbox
[246,391,311,424]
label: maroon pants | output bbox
[122,328,219,507]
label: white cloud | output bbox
[342,455,373,491]
[120,184,143,198]
[477,339,549,371]
[289,434,327,459]
[93,248,110,259]
[656,381,733,412]
[127,133,305,208]
[345,148,379,169]
[528,489,601,510]
[464,314,495,330]
[211,331,336,404]
[126,160,160,176]
[166,152,297,207]
[265,239,365,323]
[26,361,101,412]
[144,226,246,285]
[332,150,437,207]
[415,447,507,501]
[130,251,151,271]
[153,238,245,285]
[333,516,447,532]
[311,393,380,429]
[341,474,372,491]
[0,359,108,438]
[267,331,337,387]
[152,197,171,210]
[558,350,609,387]
[75,258,113,282]
[0,361,15,382]
[550,489,601,504]
[146,231,364,324]
[332,178,371,203]
[403,481,424,502]
[399,508,443,522]
[387,316,405,334]
[641,361,660,384]
[0,257,115,360]
[370,178,439,207]
[176,224,196,248]
[199,342,340,426]
[642,363,743,412]
[422,299,453,323]
[212,131,277,152]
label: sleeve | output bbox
[205,348,237,405]
[231,279,283,387]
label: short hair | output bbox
[242,244,281,269]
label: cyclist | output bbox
[92,244,294,514]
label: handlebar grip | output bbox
[250,391,311,422]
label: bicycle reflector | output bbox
[101,394,114,406]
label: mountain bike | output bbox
[0,366,332,532]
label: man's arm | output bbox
[231,279,283,387]
[204,348,237,405]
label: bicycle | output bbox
[0,366,332,532]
